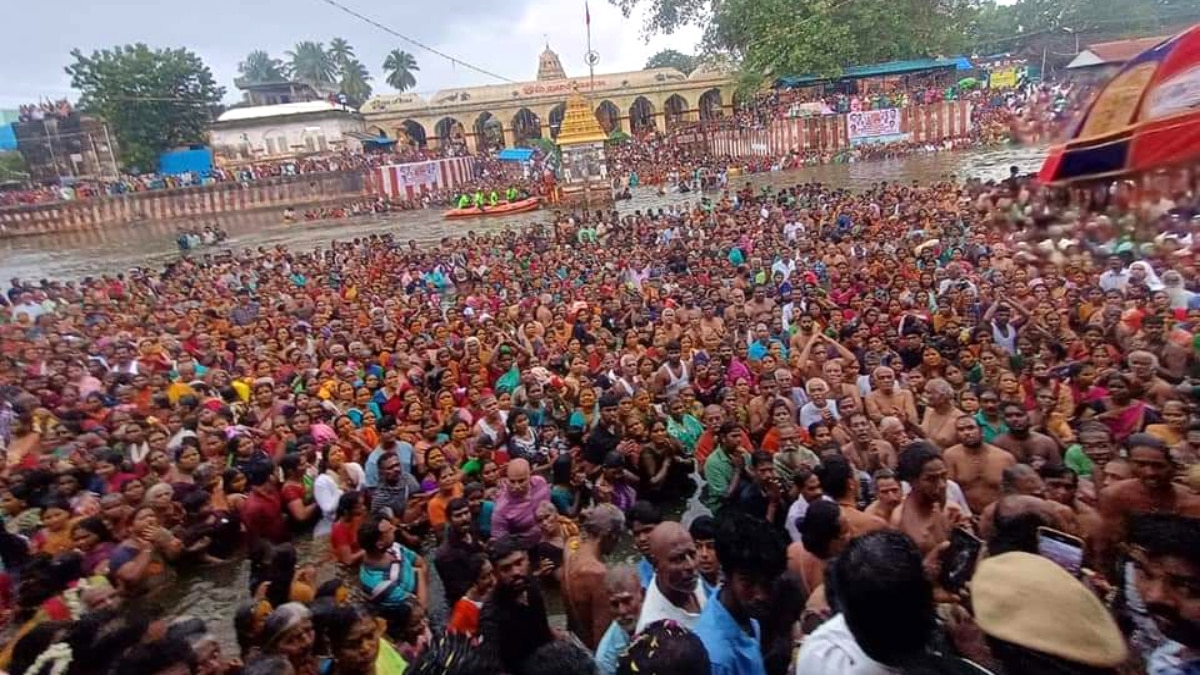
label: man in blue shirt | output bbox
[693,512,787,675]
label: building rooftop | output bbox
[216,100,355,123]
[1067,35,1168,69]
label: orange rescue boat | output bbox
[443,197,541,219]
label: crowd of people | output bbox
[2,150,1200,675]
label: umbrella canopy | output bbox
[1039,25,1200,185]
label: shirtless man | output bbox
[943,415,1016,515]
[562,504,626,649]
[865,366,918,425]
[864,468,904,523]
[1131,317,1190,382]
[822,357,863,411]
[842,413,896,474]
[816,454,887,537]
[1040,465,1103,565]
[744,286,776,322]
[920,378,965,450]
[893,442,957,555]
[1098,433,1200,577]
[1126,349,1180,408]
[698,302,725,338]
[787,313,820,359]
[993,403,1062,469]
[748,377,787,440]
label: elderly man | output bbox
[491,458,551,549]
[594,565,645,675]
[562,504,626,650]
[637,521,707,632]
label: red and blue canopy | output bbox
[1040,25,1200,184]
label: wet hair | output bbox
[896,442,942,484]
[1126,432,1170,459]
[628,500,663,529]
[987,497,1050,556]
[324,603,375,654]
[551,454,574,485]
[816,455,854,500]
[407,633,502,675]
[233,601,262,660]
[832,530,934,668]
[242,656,292,675]
[1129,513,1200,565]
[447,497,470,516]
[617,620,711,675]
[688,515,717,542]
[335,490,362,520]
[522,641,598,675]
[8,620,71,675]
[112,637,198,675]
[761,572,810,675]
[801,499,844,559]
[487,535,526,565]
[714,511,787,582]
[357,516,389,553]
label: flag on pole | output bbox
[585,0,591,25]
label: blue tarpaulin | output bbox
[776,56,973,88]
[498,148,535,162]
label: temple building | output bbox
[361,44,734,152]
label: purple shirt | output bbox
[491,475,551,549]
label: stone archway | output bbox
[699,88,723,121]
[511,108,542,145]
[474,111,505,151]
[434,117,464,148]
[398,120,427,148]
[547,103,567,140]
[596,100,621,134]
[629,96,656,135]
[664,94,689,130]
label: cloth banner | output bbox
[846,108,904,145]
[393,161,440,190]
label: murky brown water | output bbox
[0,145,1046,282]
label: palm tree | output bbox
[285,41,337,87]
[382,50,419,92]
[328,37,355,67]
[238,50,286,84]
[339,59,373,107]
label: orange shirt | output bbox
[427,484,465,530]
[448,597,482,636]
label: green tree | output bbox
[285,41,337,87]
[328,37,356,67]
[645,49,698,74]
[65,44,224,171]
[383,50,419,92]
[339,59,373,107]
[238,50,286,84]
[0,151,28,181]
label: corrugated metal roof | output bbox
[216,100,355,123]
[776,57,971,88]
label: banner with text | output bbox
[846,108,906,145]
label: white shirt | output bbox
[636,574,707,633]
[795,614,899,675]
[800,400,840,430]
[1099,269,1130,292]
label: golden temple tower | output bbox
[556,83,608,147]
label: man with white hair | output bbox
[563,504,626,650]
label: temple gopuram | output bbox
[361,45,733,152]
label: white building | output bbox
[209,101,366,162]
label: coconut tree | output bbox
[285,41,336,87]
[238,50,286,84]
[382,49,419,92]
[339,59,373,107]
[328,37,356,67]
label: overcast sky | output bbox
[0,0,704,107]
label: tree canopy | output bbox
[65,44,224,172]
[645,49,698,74]
[383,50,419,92]
[612,0,1200,87]
[285,41,338,87]
[238,50,287,85]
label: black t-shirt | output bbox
[583,424,621,466]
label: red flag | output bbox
[585,0,591,25]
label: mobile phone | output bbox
[1037,526,1084,577]
[940,527,983,592]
